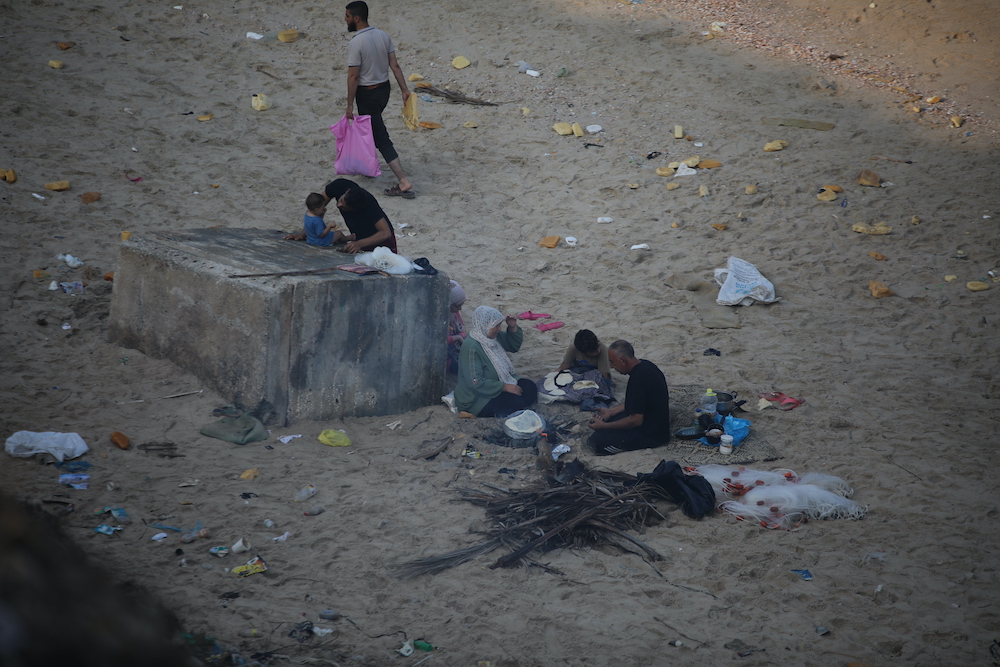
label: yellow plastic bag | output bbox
[402,94,418,131]
[318,429,352,447]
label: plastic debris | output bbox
[59,474,90,489]
[791,569,813,581]
[272,531,292,542]
[278,434,302,444]
[57,253,83,268]
[246,32,264,39]
[232,556,268,577]
[631,243,650,250]
[152,532,169,541]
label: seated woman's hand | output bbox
[501,383,522,395]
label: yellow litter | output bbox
[251,94,271,111]
[463,120,478,128]
[552,122,573,136]
[318,430,351,447]
[240,468,260,480]
[48,60,64,69]
[402,94,418,131]
[277,29,298,43]
[571,123,584,137]
[538,236,560,248]
[452,56,471,69]
[408,73,424,82]
[197,114,213,121]
[655,167,674,177]
[45,180,70,191]
[418,121,442,129]
[763,140,787,152]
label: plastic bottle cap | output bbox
[706,389,716,396]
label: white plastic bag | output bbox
[5,431,89,462]
[355,247,413,274]
[714,256,780,306]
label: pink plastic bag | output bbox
[330,115,382,177]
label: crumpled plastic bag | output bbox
[318,429,351,447]
[714,256,780,306]
[402,94,418,131]
[5,431,89,462]
[354,246,414,275]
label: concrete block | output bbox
[109,229,449,425]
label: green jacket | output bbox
[454,329,524,416]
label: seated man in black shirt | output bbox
[587,339,670,456]
[285,178,398,253]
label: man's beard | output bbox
[347,22,357,32]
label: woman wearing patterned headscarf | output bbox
[454,306,537,417]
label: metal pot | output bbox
[715,391,746,416]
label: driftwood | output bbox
[419,85,498,106]
[394,459,676,577]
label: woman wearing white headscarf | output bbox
[455,306,537,417]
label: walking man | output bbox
[344,1,415,198]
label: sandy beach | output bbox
[1,0,998,664]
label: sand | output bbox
[1,0,998,664]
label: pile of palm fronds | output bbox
[395,457,678,578]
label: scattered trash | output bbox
[303,507,325,516]
[656,167,675,177]
[180,524,209,543]
[152,532,169,541]
[816,626,830,636]
[263,519,276,528]
[857,169,880,187]
[59,281,84,294]
[564,236,577,246]
[586,124,602,134]
[869,281,894,298]
[232,537,251,554]
[293,484,317,502]
[538,235,560,248]
[630,243,650,250]
[763,139,787,152]
[852,222,891,235]
[668,640,683,647]
[462,445,481,459]
[94,506,132,524]
[319,609,340,621]
[397,641,415,657]
[518,311,550,320]
[238,629,263,638]
[94,524,122,536]
[452,55,471,69]
[251,94,271,111]
[240,468,260,480]
[61,322,72,330]
[57,253,84,268]
[232,556,267,577]
[277,29,298,43]
[552,122,573,136]
[209,546,230,557]
[246,32,264,39]
[7,431,89,462]
[178,479,199,487]
[45,180,70,191]
[967,281,990,292]
[277,434,302,445]
[714,256,779,306]
[525,69,540,77]
[288,621,314,643]
[551,444,571,460]
[31,193,46,201]
[240,492,258,499]
[59,473,90,489]
[48,60,64,69]
[313,627,336,637]
[674,164,696,177]
[272,531,292,542]
[703,348,721,356]
[861,551,888,564]
[80,192,101,203]
[385,420,403,430]
[110,431,130,450]
[791,569,813,581]
[414,640,434,652]
[150,523,182,532]
[597,216,613,224]
[318,429,352,447]
[515,60,531,73]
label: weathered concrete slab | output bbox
[109,228,449,425]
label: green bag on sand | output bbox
[200,414,269,445]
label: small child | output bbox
[285,193,338,246]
